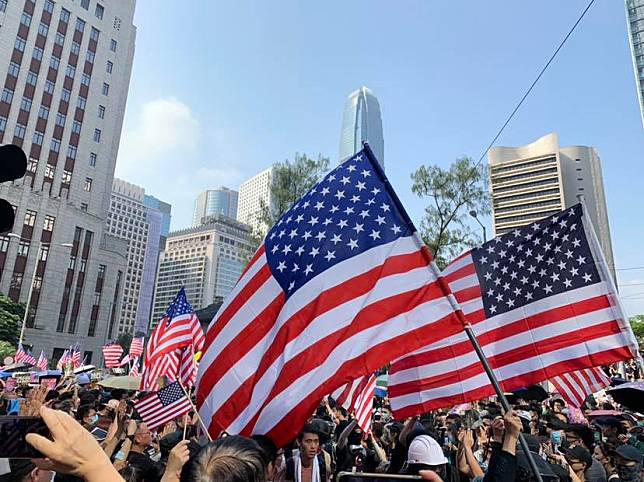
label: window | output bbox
[33,131,44,145]
[93,129,101,142]
[27,158,38,173]
[61,88,71,102]
[55,32,65,46]
[110,39,117,52]
[97,264,106,280]
[10,273,23,289]
[44,0,55,14]
[21,12,32,27]
[77,96,87,109]
[75,18,85,33]
[61,170,71,183]
[89,152,97,167]
[85,51,94,64]
[33,47,44,61]
[81,203,88,212]
[20,97,32,112]
[0,0,7,13]
[17,240,30,257]
[14,123,26,138]
[106,61,113,74]
[95,4,104,19]
[38,22,49,37]
[8,62,20,77]
[65,64,75,78]
[24,210,37,226]
[0,236,8,253]
[39,245,49,261]
[55,112,66,127]
[15,37,26,52]
[44,164,55,178]
[81,0,89,9]
[66,145,76,159]
[72,120,81,134]
[0,116,6,132]
[68,255,76,270]
[102,83,109,95]
[1,88,14,103]
[43,215,55,231]
[84,177,92,192]
[60,8,70,23]
[50,56,60,69]
[50,138,60,153]
[44,80,55,94]
[38,105,49,120]
[81,73,90,86]
[98,105,105,119]
[71,41,80,55]
[26,71,38,86]
[90,27,100,42]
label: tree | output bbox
[629,315,644,346]
[116,331,133,353]
[411,157,490,268]
[0,294,23,346]
[0,340,15,361]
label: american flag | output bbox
[134,381,191,431]
[71,344,81,368]
[332,374,377,434]
[56,350,69,370]
[130,357,140,377]
[196,146,463,446]
[179,343,197,387]
[130,337,144,357]
[15,344,36,365]
[36,350,48,371]
[388,204,639,418]
[141,288,204,391]
[119,354,131,367]
[102,344,123,368]
[551,367,611,408]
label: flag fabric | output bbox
[15,344,36,365]
[133,381,191,431]
[388,203,639,418]
[36,351,48,371]
[56,350,69,370]
[551,367,611,408]
[332,374,377,434]
[102,344,123,368]
[119,354,131,367]
[179,343,197,387]
[130,337,144,357]
[71,344,81,368]
[130,358,140,377]
[196,146,464,446]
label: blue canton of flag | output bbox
[472,204,599,317]
[164,288,195,324]
[265,152,413,296]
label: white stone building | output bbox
[236,167,273,236]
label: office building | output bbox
[626,0,644,128]
[192,187,238,226]
[107,179,166,336]
[488,133,615,279]
[150,214,252,328]
[0,0,136,362]
[144,194,171,248]
[339,86,384,167]
[237,167,273,235]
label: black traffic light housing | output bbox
[0,144,27,233]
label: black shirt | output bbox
[127,451,165,482]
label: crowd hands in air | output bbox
[0,361,642,482]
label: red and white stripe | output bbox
[179,344,197,387]
[129,337,144,357]
[551,367,611,408]
[197,236,463,447]
[333,374,377,434]
[102,344,123,369]
[119,354,131,367]
[129,358,140,377]
[36,351,48,371]
[388,249,638,419]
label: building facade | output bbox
[339,86,384,167]
[150,214,252,329]
[236,167,273,235]
[488,133,616,280]
[106,178,165,336]
[0,0,136,363]
[192,187,238,226]
[626,0,644,128]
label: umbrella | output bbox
[98,375,141,390]
[509,385,549,403]
[586,410,623,417]
[607,381,644,412]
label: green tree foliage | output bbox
[411,157,490,268]
[0,340,16,361]
[629,314,644,346]
[0,294,24,345]
[116,331,133,353]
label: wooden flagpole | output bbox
[177,380,212,442]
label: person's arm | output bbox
[161,440,190,482]
[368,433,387,463]
[456,430,471,476]
[461,430,484,478]
[337,418,358,450]
[483,412,519,482]
[398,415,419,446]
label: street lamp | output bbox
[7,233,73,344]
[469,210,487,244]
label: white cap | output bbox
[406,435,448,466]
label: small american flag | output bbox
[551,367,611,408]
[71,344,81,368]
[134,381,191,431]
[119,354,131,367]
[15,344,36,365]
[332,374,377,433]
[56,350,68,370]
[36,351,48,371]
[130,337,144,357]
[102,344,123,368]
[130,357,140,377]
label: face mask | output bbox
[550,431,562,446]
[616,463,642,482]
[89,414,99,425]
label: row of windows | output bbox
[493,188,561,206]
[493,198,561,215]
[494,209,561,225]
[490,156,556,175]
[491,167,559,185]
[493,177,560,194]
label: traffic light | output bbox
[0,144,27,233]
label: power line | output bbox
[475,0,597,167]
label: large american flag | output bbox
[388,204,639,418]
[15,344,36,365]
[133,381,192,431]
[102,344,123,368]
[196,147,463,446]
[551,367,611,408]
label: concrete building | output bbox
[237,167,273,236]
[488,133,615,279]
[106,179,165,336]
[192,187,238,226]
[339,86,384,168]
[144,194,171,248]
[626,0,644,128]
[0,0,136,363]
[150,214,252,329]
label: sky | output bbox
[114,0,644,315]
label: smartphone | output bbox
[91,426,108,441]
[0,416,50,458]
[337,473,421,481]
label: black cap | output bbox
[596,416,622,428]
[615,444,643,463]
[565,445,593,468]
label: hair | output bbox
[76,404,95,422]
[119,464,145,482]
[251,435,278,465]
[188,436,266,482]
[298,424,319,442]
[44,390,59,402]
[565,424,595,450]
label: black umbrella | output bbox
[509,385,549,403]
[607,381,644,412]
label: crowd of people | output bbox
[0,363,642,482]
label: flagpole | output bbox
[176,380,212,442]
[361,141,544,482]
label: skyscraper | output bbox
[339,86,384,167]
[237,167,274,235]
[488,133,615,280]
[192,187,238,226]
[0,0,136,362]
[626,0,644,128]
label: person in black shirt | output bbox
[126,423,165,482]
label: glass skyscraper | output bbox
[192,188,239,226]
[339,86,385,168]
[626,0,644,128]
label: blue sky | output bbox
[115,0,644,315]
